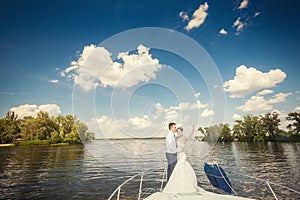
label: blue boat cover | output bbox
[204,163,233,194]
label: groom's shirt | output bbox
[166,131,179,154]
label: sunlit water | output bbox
[0,140,299,199]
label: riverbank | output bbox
[0,143,15,147]
[0,140,77,147]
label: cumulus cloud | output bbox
[50,79,59,83]
[179,11,189,21]
[254,12,261,17]
[165,109,179,122]
[10,104,61,119]
[195,92,200,98]
[170,101,207,110]
[233,114,242,119]
[256,89,274,96]
[237,96,272,112]
[219,28,228,35]
[237,93,292,112]
[94,114,169,138]
[129,115,151,128]
[223,65,287,98]
[201,109,215,117]
[185,2,209,31]
[62,44,162,91]
[153,103,164,120]
[238,0,249,9]
[295,106,300,111]
[89,98,211,138]
[190,100,208,109]
[233,17,245,33]
[268,92,292,104]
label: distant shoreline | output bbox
[95,137,165,140]
[0,142,72,147]
[95,136,204,140]
[0,144,15,147]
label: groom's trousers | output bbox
[166,153,177,182]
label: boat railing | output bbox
[108,164,300,199]
[225,169,300,199]
[108,165,167,200]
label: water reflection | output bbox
[0,141,299,199]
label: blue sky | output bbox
[1,0,299,138]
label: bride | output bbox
[162,124,199,193]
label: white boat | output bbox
[144,187,253,200]
[107,164,286,200]
[108,162,300,200]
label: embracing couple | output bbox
[163,122,199,193]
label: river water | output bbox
[0,140,299,199]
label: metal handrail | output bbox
[108,173,141,200]
[108,167,167,200]
[266,181,278,200]
[160,165,167,192]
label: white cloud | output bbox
[256,89,274,96]
[62,44,162,91]
[153,103,164,120]
[201,109,215,117]
[195,92,200,98]
[237,93,292,112]
[268,92,292,104]
[189,100,208,109]
[254,12,261,17]
[93,114,169,138]
[170,102,190,110]
[165,109,179,121]
[219,28,228,35]
[129,115,151,128]
[238,0,249,9]
[233,114,242,119]
[295,106,300,111]
[50,79,59,83]
[237,96,272,112]
[233,17,245,33]
[170,101,207,110]
[10,104,61,119]
[38,104,61,116]
[179,11,189,21]
[185,2,209,31]
[223,65,286,98]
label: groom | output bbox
[166,122,180,181]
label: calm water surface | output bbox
[0,140,299,199]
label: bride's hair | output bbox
[177,127,183,132]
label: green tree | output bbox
[286,112,300,135]
[260,112,281,138]
[220,123,233,142]
[0,111,20,143]
[233,115,263,142]
[35,111,58,140]
[19,116,36,140]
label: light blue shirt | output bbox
[166,131,180,154]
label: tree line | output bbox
[198,112,300,142]
[0,111,95,145]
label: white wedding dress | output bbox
[162,140,199,193]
